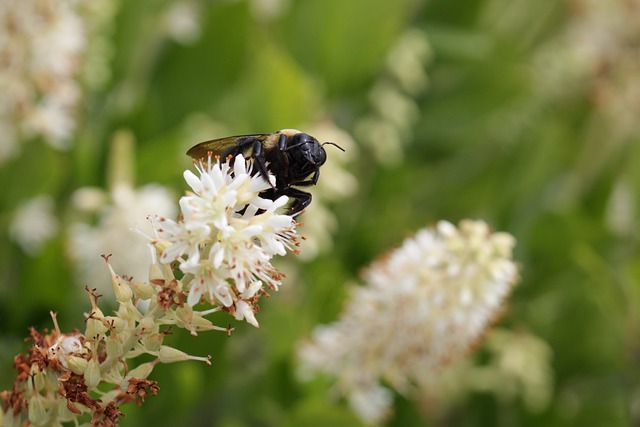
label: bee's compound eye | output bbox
[313,145,327,165]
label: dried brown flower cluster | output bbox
[0,257,210,426]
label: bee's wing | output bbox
[186,134,270,160]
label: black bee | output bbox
[186,129,344,215]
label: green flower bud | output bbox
[27,365,45,393]
[130,281,155,300]
[113,279,133,303]
[28,396,46,424]
[105,337,122,359]
[190,312,214,331]
[138,316,157,334]
[84,358,101,389]
[85,308,108,339]
[127,361,155,380]
[67,356,89,375]
[158,346,190,364]
[142,333,164,352]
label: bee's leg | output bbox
[283,188,312,215]
[293,170,320,187]
[248,139,275,187]
[220,137,273,186]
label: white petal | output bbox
[235,300,259,327]
[186,280,205,306]
[183,170,202,193]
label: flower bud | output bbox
[85,308,108,339]
[190,312,214,331]
[121,302,144,322]
[127,361,155,379]
[113,279,134,303]
[149,262,165,283]
[175,306,193,326]
[84,358,101,388]
[105,337,122,359]
[28,396,46,424]
[27,365,45,393]
[142,333,164,352]
[130,281,155,300]
[162,262,175,281]
[104,252,134,303]
[158,346,190,363]
[139,316,157,334]
[104,316,125,332]
[67,356,89,375]
[158,345,211,365]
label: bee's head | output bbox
[288,133,326,167]
[285,133,345,179]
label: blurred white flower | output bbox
[0,0,87,161]
[355,29,431,166]
[527,0,640,212]
[297,220,519,423]
[81,0,120,90]
[163,1,202,45]
[534,0,640,142]
[9,194,59,255]
[385,28,432,95]
[68,183,176,296]
[250,0,290,22]
[605,178,636,237]
[151,154,299,327]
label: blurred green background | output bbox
[1,0,640,426]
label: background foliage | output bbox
[1,0,639,426]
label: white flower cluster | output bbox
[297,220,518,423]
[534,0,640,142]
[0,0,86,162]
[153,155,298,327]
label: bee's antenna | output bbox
[321,142,345,152]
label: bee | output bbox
[186,129,344,215]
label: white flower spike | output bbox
[297,219,519,423]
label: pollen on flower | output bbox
[297,219,519,423]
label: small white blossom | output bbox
[250,0,289,22]
[9,195,59,255]
[355,29,431,166]
[152,155,298,327]
[163,1,202,45]
[297,220,519,423]
[350,386,393,425]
